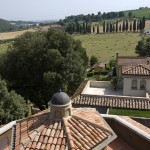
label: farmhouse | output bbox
[116,53,150,97]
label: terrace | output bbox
[72,81,150,110]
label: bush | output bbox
[94,70,101,75]
[87,71,94,77]
[101,70,109,75]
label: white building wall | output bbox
[123,78,150,97]
[146,79,150,93]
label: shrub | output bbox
[87,71,94,77]
[94,70,101,75]
[101,70,109,75]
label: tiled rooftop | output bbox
[72,95,150,110]
[122,64,150,76]
[13,108,116,150]
[118,56,150,66]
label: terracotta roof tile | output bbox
[13,108,115,150]
[72,95,150,110]
[122,64,150,76]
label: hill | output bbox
[125,8,150,19]
[73,32,141,62]
[0,18,15,32]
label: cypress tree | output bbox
[93,26,95,33]
[83,22,86,33]
[137,20,139,31]
[139,20,143,30]
[122,20,125,31]
[119,24,122,32]
[116,20,118,32]
[130,22,132,31]
[97,24,99,34]
[133,20,136,31]
[110,23,113,32]
[76,22,80,32]
[103,21,105,33]
[112,24,116,32]
[126,20,128,31]
[142,16,145,29]
[106,23,109,33]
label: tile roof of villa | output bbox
[72,95,150,110]
[13,108,116,150]
[117,57,150,66]
[122,64,150,76]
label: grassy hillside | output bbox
[73,32,141,62]
[0,42,9,55]
[0,18,15,32]
[125,8,150,18]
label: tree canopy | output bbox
[0,29,88,109]
[0,78,28,124]
[135,37,150,56]
[90,55,98,66]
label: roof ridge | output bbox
[72,115,112,134]
[63,118,75,149]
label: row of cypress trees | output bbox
[66,17,145,34]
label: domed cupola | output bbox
[50,91,72,119]
[51,92,70,105]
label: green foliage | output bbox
[101,70,109,75]
[0,78,28,124]
[87,71,94,77]
[109,59,116,67]
[94,70,101,75]
[135,37,150,56]
[128,12,133,18]
[96,75,110,81]
[0,29,88,109]
[90,55,98,66]
[111,77,118,90]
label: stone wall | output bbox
[90,81,111,88]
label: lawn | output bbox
[109,108,150,118]
[73,32,141,62]
[0,42,10,55]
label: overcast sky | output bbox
[1,0,150,21]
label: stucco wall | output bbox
[0,129,12,150]
[123,78,150,97]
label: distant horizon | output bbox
[5,7,148,22]
[0,0,150,21]
[3,7,149,22]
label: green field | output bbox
[73,32,141,62]
[109,108,150,118]
[0,42,9,55]
[125,9,150,18]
